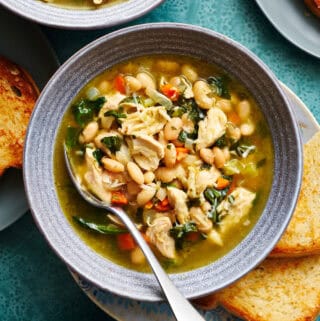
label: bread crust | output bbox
[0,56,38,176]
[196,256,320,321]
[270,132,320,258]
[304,0,320,18]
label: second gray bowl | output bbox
[24,23,302,301]
[0,0,164,29]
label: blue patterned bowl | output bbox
[24,23,302,301]
[0,0,164,29]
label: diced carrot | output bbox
[228,111,241,125]
[144,200,154,209]
[154,197,171,212]
[216,177,231,190]
[141,233,150,244]
[227,177,237,195]
[185,232,200,242]
[160,83,179,101]
[176,147,190,161]
[111,191,128,205]
[117,233,136,251]
[114,74,126,94]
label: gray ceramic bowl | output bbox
[24,23,302,301]
[0,0,164,29]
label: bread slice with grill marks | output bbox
[0,56,39,176]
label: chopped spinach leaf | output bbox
[170,222,198,240]
[256,158,266,168]
[101,136,122,154]
[92,148,104,165]
[204,185,231,224]
[178,130,188,143]
[187,198,201,208]
[73,96,106,126]
[65,126,80,149]
[168,97,205,126]
[214,134,228,148]
[104,107,127,124]
[207,75,230,99]
[73,216,126,235]
[201,163,212,170]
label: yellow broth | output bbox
[54,55,274,273]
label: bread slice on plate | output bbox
[0,56,39,176]
[270,131,320,257]
[195,255,320,321]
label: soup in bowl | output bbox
[24,24,302,301]
[56,55,273,273]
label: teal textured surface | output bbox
[1,0,319,320]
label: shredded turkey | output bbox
[167,187,190,224]
[146,216,176,259]
[130,134,164,171]
[196,107,227,150]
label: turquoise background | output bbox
[1,0,319,320]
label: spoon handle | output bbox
[109,207,205,321]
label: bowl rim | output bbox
[0,0,164,30]
[23,22,303,301]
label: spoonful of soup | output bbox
[64,146,206,321]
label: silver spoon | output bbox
[64,147,205,321]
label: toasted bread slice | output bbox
[0,56,39,176]
[270,131,320,257]
[195,255,320,321]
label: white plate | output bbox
[0,7,59,231]
[255,0,320,59]
[69,83,320,321]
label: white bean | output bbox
[193,80,215,109]
[181,64,198,83]
[154,60,180,73]
[222,147,231,162]
[164,143,177,168]
[226,124,241,141]
[143,171,155,184]
[97,80,111,93]
[136,72,156,90]
[212,147,226,168]
[164,118,183,141]
[137,188,156,206]
[240,123,255,136]
[127,162,144,185]
[169,76,181,87]
[131,247,146,265]
[125,76,142,93]
[79,121,99,144]
[236,100,251,121]
[101,158,125,173]
[199,148,215,165]
[216,99,232,113]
